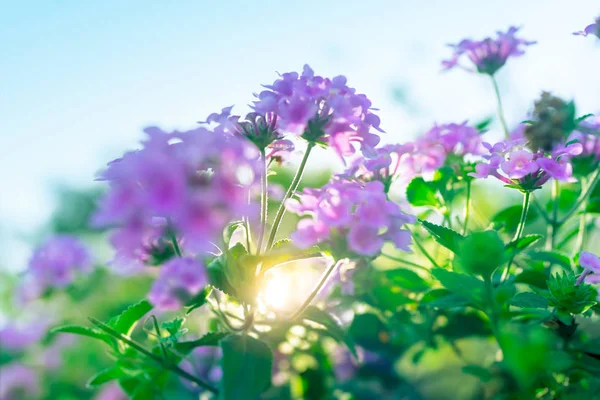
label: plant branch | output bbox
[490,75,510,139]
[256,150,269,254]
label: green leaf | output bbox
[491,205,539,233]
[207,255,237,297]
[223,220,244,246]
[51,325,115,348]
[108,300,153,336]
[348,313,389,351]
[431,268,485,307]
[462,365,494,382]
[299,306,357,358]
[419,220,464,254]
[220,334,273,400]
[406,177,440,207]
[370,286,416,311]
[87,367,129,388]
[510,292,549,309]
[527,251,572,270]
[174,331,230,355]
[185,286,212,315]
[421,289,470,309]
[505,234,543,256]
[384,269,429,292]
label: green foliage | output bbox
[491,204,539,233]
[220,334,273,400]
[543,272,597,315]
[348,313,390,351]
[298,306,357,357]
[407,177,441,207]
[456,230,506,277]
[175,331,230,355]
[51,325,116,349]
[509,292,549,309]
[431,268,485,308]
[419,220,464,254]
[107,299,153,336]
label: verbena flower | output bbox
[579,252,600,285]
[0,321,48,351]
[287,178,415,257]
[253,65,383,158]
[470,131,582,191]
[93,122,261,270]
[569,115,600,175]
[148,257,207,310]
[573,18,599,38]
[443,27,535,75]
[19,236,92,300]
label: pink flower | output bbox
[287,177,415,258]
[501,150,540,179]
[573,18,599,38]
[253,65,383,158]
[443,26,536,75]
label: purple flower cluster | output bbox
[19,236,91,301]
[580,252,600,285]
[470,132,583,190]
[443,27,536,75]
[93,124,261,271]
[0,363,40,399]
[148,257,207,310]
[253,65,383,158]
[287,179,415,257]
[573,18,599,38]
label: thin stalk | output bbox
[266,142,315,251]
[256,150,269,254]
[574,198,589,256]
[501,191,531,281]
[490,75,509,139]
[168,231,182,257]
[483,275,502,354]
[380,253,430,272]
[411,231,442,269]
[558,169,600,225]
[148,315,168,362]
[531,196,551,224]
[287,259,342,321]
[462,180,472,235]
[88,317,218,394]
[546,179,560,250]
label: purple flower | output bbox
[0,363,41,399]
[443,27,535,75]
[253,65,383,158]
[287,178,415,258]
[148,257,207,310]
[469,132,579,190]
[568,115,600,161]
[19,235,91,301]
[0,321,48,351]
[94,382,128,400]
[93,122,261,270]
[573,18,599,38]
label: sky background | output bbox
[1,0,599,270]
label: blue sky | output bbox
[1,1,599,269]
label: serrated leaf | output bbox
[207,255,237,297]
[299,306,357,358]
[174,331,230,355]
[220,334,273,400]
[510,292,548,309]
[87,367,129,388]
[108,300,153,336]
[419,219,464,254]
[406,177,441,207]
[431,268,484,307]
[51,325,115,348]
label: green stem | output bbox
[88,317,218,394]
[380,253,430,272]
[148,315,169,362]
[490,75,510,139]
[558,169,600,225]
[546,179,560,250]
[483,275,501,352]
[256,150,269,254]
[502,191,530,281]
[531,195,551,224]
[574,198,589,256]
[287,259,342,321]
[266,142,315,251]
[462,180,472,235]
[168,229,182,257]
[411,231,441,269]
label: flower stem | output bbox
[88,317,218,394]
[266,142,315,251]
[411,230,442,269]
[287,258,342,321]
[490,75,509,139]
[168,231,182,257]
[462,180,472,235]
[558,168,600,225]
[380,253,430,272]
[256,150,269,254]
[501,191,530,281]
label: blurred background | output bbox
[1,0,599,271]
